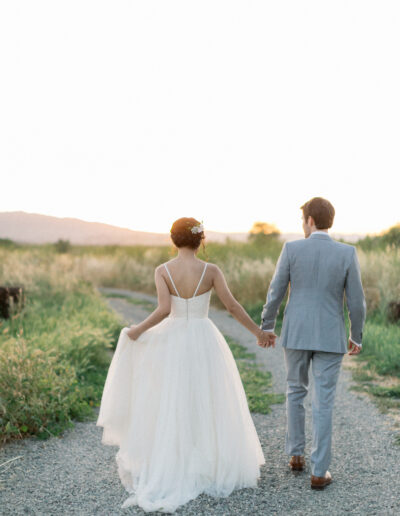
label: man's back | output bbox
[261,233,366,353]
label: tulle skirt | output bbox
[96,316,265,513]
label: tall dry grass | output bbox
[76,248,277,309]
[357,248,400,315]
[76,243,400,316]
[2,242,397,315]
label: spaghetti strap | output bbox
[193,263,208,298]
[164,263,181,297]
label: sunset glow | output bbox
[1,1,399,236]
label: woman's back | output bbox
[162,258,214,299]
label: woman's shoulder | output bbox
[156,259,182,276]
[155,261,172,275]
[157,258,177,269]
[200,261,220,274]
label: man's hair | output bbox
[300,197,335,229]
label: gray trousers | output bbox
[283,348,343,477]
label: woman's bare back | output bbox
[161,258,216,299]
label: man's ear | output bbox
[308,216,315,227]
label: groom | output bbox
[259,197,366,489]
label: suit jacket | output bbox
[260,232,367,354]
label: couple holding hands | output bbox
[97,196,366,513]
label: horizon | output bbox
[1,209,396,238]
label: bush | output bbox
[54,239,71,253]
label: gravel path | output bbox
[1,288,399,515]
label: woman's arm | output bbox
[126,266,171,340]
[212,265,275,347]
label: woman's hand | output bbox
[256,329,276,348]
[127,325,142,341]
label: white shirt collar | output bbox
[309,230,331,237]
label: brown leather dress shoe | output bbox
[311,471,332,490]
[289,455,305,471]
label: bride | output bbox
[96,217,274,513]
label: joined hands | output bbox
[348,339,362,355]
[256,329,277,349]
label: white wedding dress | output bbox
[96,263,265,513]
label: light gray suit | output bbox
[260,232,366,477]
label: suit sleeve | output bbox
[345,247,367,345]
[260,242,290,331]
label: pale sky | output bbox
[1,1,399,235]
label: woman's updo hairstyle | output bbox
[170,217,205,250]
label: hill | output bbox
[0,211,364,245]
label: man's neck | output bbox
[309,229,330,238]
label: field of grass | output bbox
[0,249,121,444]
[72,238,281,309]
[0,233,399,444]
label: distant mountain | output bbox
[0,211,365,246]
[0,212,171,246]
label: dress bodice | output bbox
[169,290,212,319]
[164,262,211,320]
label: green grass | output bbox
[0,281,121,444]
[356,316,400,377]
[224,335,285,413]
[349,316,400,426]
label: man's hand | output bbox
[127,325,142,341]
[257,330,277,349]
[348,339,362,355]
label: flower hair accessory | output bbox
[190,221,204,234]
